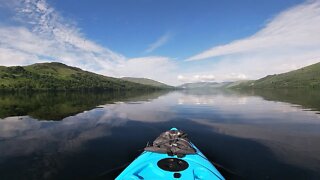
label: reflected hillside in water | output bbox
[235,88,320,113]
[183,88,320,113]
[0,90,171,120]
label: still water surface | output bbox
[0,89,320,179]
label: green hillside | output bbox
[121,77,172,88]
[0,62,163,91]
[232,62,320,89]
[226,80,255,88]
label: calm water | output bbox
[0,89,320,180]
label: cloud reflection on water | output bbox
[0,90,320,177]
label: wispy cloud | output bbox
[184,1,320,81]
[0,0,125,68]
[187,1,320,61]
[0,0,178,85]
[177,73,247,83]
[177,74,215,83]
[145,32,171,53]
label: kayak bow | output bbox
[116,128,225,180]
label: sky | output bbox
[0,0,320,85]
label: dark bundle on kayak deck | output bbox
[144,128,196,157]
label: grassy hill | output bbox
[121,77,173,88]
[0,62,164,91]
[232,62,320,89]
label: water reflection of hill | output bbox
[0,90,170,120]
[236,89,320,113]
[178,89,320,173]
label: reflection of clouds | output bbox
[1,90,320,176]
[177,92,320,124]
[99,95,177,122]
[0,109,117,158]
[0,116,41,138]
[178,96,215,105]
[177,91,320,171]
[178,94,248,105]
[0,93,176,158]
[0,108,127,179]
[195,120,320,171]
[177,92,320,171]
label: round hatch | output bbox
[157,158,189,172]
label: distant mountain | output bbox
[224,80,255,88]
[122,77,173,88]
[0,62,165,91]
[232,62,320,89]
[179,82,233,89]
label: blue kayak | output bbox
[116,128,225,180]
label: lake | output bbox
[0,89,320,180]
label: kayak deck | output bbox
[116,128,225,180]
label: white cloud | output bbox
[177,74,215,83]
[112,56,178,85]
[145,32,171,53]
[0,0,178,85]
[0,0,125,68]
[177,73,247,83]
[186,1,320,81]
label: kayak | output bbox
[116,128,225,180]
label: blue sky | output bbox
[0,0,319,85]
[50,0,303,58]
